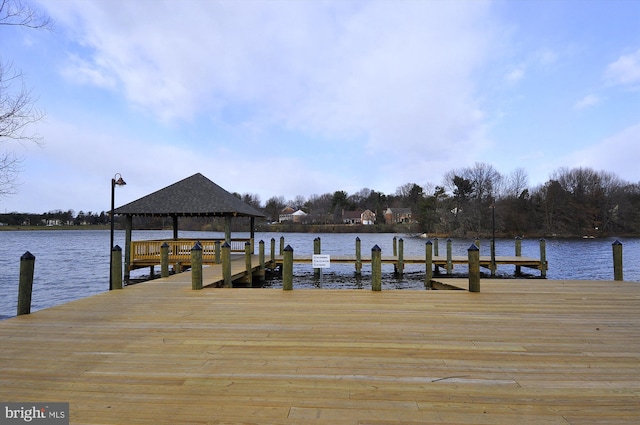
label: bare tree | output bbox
[0,0,51,196]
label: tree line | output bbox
[246,163,640,237]
[2,164,639,237]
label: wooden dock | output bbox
[274,254,545,272]
[1,273,639,424]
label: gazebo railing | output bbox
[130,238,251,267]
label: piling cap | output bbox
[371,244,381,252]
[426,240,433,246]
[111,245,122,251]
[161,242,169,248]
[284,244,294,252]
[468,244,479,251]
[613,240,622,246]
[191,242,202,250]
[21,251,35,260]
[222,242,231,248]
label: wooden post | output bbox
[314,237,321,279]
[124,215,132,284]
[446,238,453,275]
[214,240,221,264]
[283,245,294,290]
[515,236,522,276]
[613,240,623,281]
[425,241,433,289]
[371,244,382,291]
[17,251,35,316]
[490,236,496,277]
[161,242,169,278]
[244,241,253,286]
[111,245,123,290]
[397,238,404,277]
[222,241,232,288]
[259,240,265,283]
[433,237,440,274]
[539,239,547,278]
[355,237,362,275]
[279,236,285,255]
[468,244,480,292]
[191,242,203,290]
[393,236,397,257]
[270,238,276,264]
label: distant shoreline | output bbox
[1,224,638,239]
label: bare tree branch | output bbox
[0,0,52,29]
[0,0,51,197]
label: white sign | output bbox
[312,254,331,268]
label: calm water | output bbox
[1,230,639,319]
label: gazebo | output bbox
[113,172,265,280]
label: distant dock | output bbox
[128,236,548,286]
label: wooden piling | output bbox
[393,236,397,257]
[613,240,623,281]
[244,241,252,286]
[191,243,203,290]
[425,241,433,289]
[371,245,382,291]
[540,239,547,278]
[161,242,169,278]
[111,245,123,290]
[17,251,35,316]
[490,238,496,277]
[270,238,276,264]
[279,236,285,255]
[355,237,362,275]
[269,238,276,267]
[259,240,265,283]
[433,237,440,274]
[515,236,522,276]
[397,238,404,277]
[283,245,294,291]
[468,244,480,292]
[314,237,321,279]
[222,242,232,288]
[446,239,453,275]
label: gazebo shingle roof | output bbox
[113,173,264,217]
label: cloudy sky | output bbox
[1,0,638,213]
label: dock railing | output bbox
[130,238,251,269]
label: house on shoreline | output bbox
[342,210,376,225]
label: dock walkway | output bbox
[1,276,639,424]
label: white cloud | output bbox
[569,123,640,182]
[604,49,640,86]
[573,94,600,110]
[41,0,497,158]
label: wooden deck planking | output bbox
[1,277,639,424]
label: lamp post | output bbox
[110,173,126,290]
[490,201,496,277]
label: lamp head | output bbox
[113,173,126,186]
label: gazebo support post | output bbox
[225,216,232,243]
[250,217,255,253]
[172,215,179,240]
